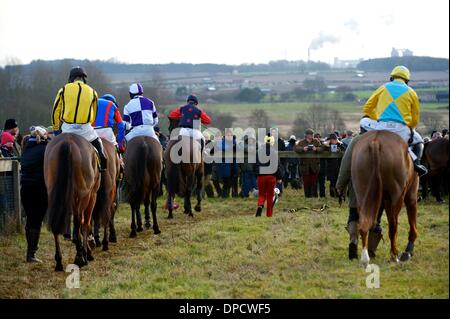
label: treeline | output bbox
[357,56,449,72]
[18,59,331,76]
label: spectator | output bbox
[314,132,326,198]
[203,132,215,198]
[255,135,284,217]
[324,133,345,197]
[294,128,323,198]
[432,131,443,140]
[1,119,20,157]
[284,135,301,189]
[20,126,49,262]
[270,127,286,195]
[216,129,239,198]
[442,128,448,138]
[341,130,354,149]
[239,133,258,197]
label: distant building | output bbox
[391,47,413,57]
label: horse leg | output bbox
[386,203,400,263]
[109,215,117,243]
[136,206,144,232]
[73,215,87,267]
[84,222,94,262]
[359,216,370,267]
[194,171,203,212]
[144,194,151,229]
[93,220,101,248]
[185,176,194,217]
[102,222,109,251]
[431,175,444,203]
[151,189,161,234]
[53,233,63,271]
[130,204,137,238]
[167,193,174,219]
[400,183,419,262]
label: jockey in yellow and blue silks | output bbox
[359,65,427,176]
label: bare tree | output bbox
[249,109,269,129]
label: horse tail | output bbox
[360,138,383,229]
[126,142,148,207]
[48,142,73,234]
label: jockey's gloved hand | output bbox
[53,130,62,136]
[118,141,126,153]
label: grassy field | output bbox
[0,189,448,299]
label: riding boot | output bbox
[368,228,383,258]
[411,143,428,177]
[91,138,107,172]
[26,228,42,263]
[255,206,263,217]
[346,219,358,260]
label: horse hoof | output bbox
[102,245,109,252]
[109,235,117,243]
[74,256,87,267]
[390,256,400,263]
[130,231,137,238]
[87,254,94,261]
[167,215,173,219]
[55,264,64,272]
[400,252,412,262]
[183,210,189,215]
[145,222,151,229]
[154,229,161,235]
[348,243,358,260]
[188,213,194,217]
[194,205,201,212]
[136,226,144,232]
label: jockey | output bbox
[359,66,428,176]
[92,94,126,153]
[51,66,107,171]
[123,83,160,143]
[168,95,211,152]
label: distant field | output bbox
[196,101,449,135]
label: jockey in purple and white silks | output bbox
[123,83,160,143]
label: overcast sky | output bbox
[0,0,448,66]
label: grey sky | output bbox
[0,0,448,66]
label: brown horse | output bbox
[421,138,449,203]
[44,133,101,271]
[124,136,162,237]
[352,131,419,266]
[92,138,120,251]
[164,118,203,219]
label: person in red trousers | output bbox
[255,135,284,217]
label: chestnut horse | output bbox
[421,138,449,203]
[352,131,419,266]
[164,118,203,219]
[124,136,162,237]
[44,133,101,271]
[93,138,120,251]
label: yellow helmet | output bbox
[264,135,275,145]
[390,65,410,81]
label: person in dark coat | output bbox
[324,133,345,197]
[216,130,239,198]
[294,129,323,198]
[255,135,284,217]
[284,135,300,189]
[20,126,49,263]
[239,133,258,197]
[314,132,327,198]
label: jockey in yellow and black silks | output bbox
[51,66,107,171]
[359,65,427,176]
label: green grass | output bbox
[0,189,448,298]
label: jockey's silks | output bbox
[169,104,212,128]
[52,81,98,131]
[363,79,420,128]
[93,98,125,143]
[123,95,158,130]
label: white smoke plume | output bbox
[309,32,340,50]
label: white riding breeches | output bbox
[95,127,117,145]
[125,125,159,143]
[179,128,203,141]
[359,118,423,145]
[61,123,98,142]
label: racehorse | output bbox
[352,131,419,266]
[44,133,101,271]
[421,138,449,203]
[164,118,203,219]
[124,136,162,237]
[93,138,120,251]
